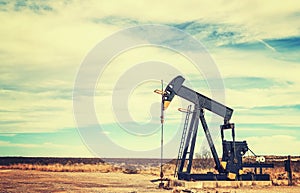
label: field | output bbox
[1,157,300,193]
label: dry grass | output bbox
[0,163,122,173]
[1,158,300,186]
[0,162,211,176]
[139,163,300,186]
[265,167,300,186]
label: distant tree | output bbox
[123,165,139,174]
[194,149,214,169]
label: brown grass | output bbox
[1,158,300,186]
[0,163,122,173]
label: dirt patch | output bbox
[1,170,300,193]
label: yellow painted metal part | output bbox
[221,161,227,170]
[164,101,170,110]
[228,172,236,180]
[239,169,244,175]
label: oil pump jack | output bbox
[159,76,273,181]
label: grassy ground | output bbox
[1,169,300,193]
[1,156,300,192]
[1,161,299,186]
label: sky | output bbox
[0,0,300,158]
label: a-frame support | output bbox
[177,105,222,175]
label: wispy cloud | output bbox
[245,135,300,155]
[257,39,276,52]
[0,140,38,148]
[223,77,293,90]
[92,15,142,27]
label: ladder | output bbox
[174,105,192,177]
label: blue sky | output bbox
[0,0,299,158]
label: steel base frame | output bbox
[178,172,271,181]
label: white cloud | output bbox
[0,134,16,137]
[0,89,75,133]
[0,140,93,157]
[73,0,300,40]
[0,140,38,148]
[93,46,203,125]
[211,47,300,117]
[245,135,300,155]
